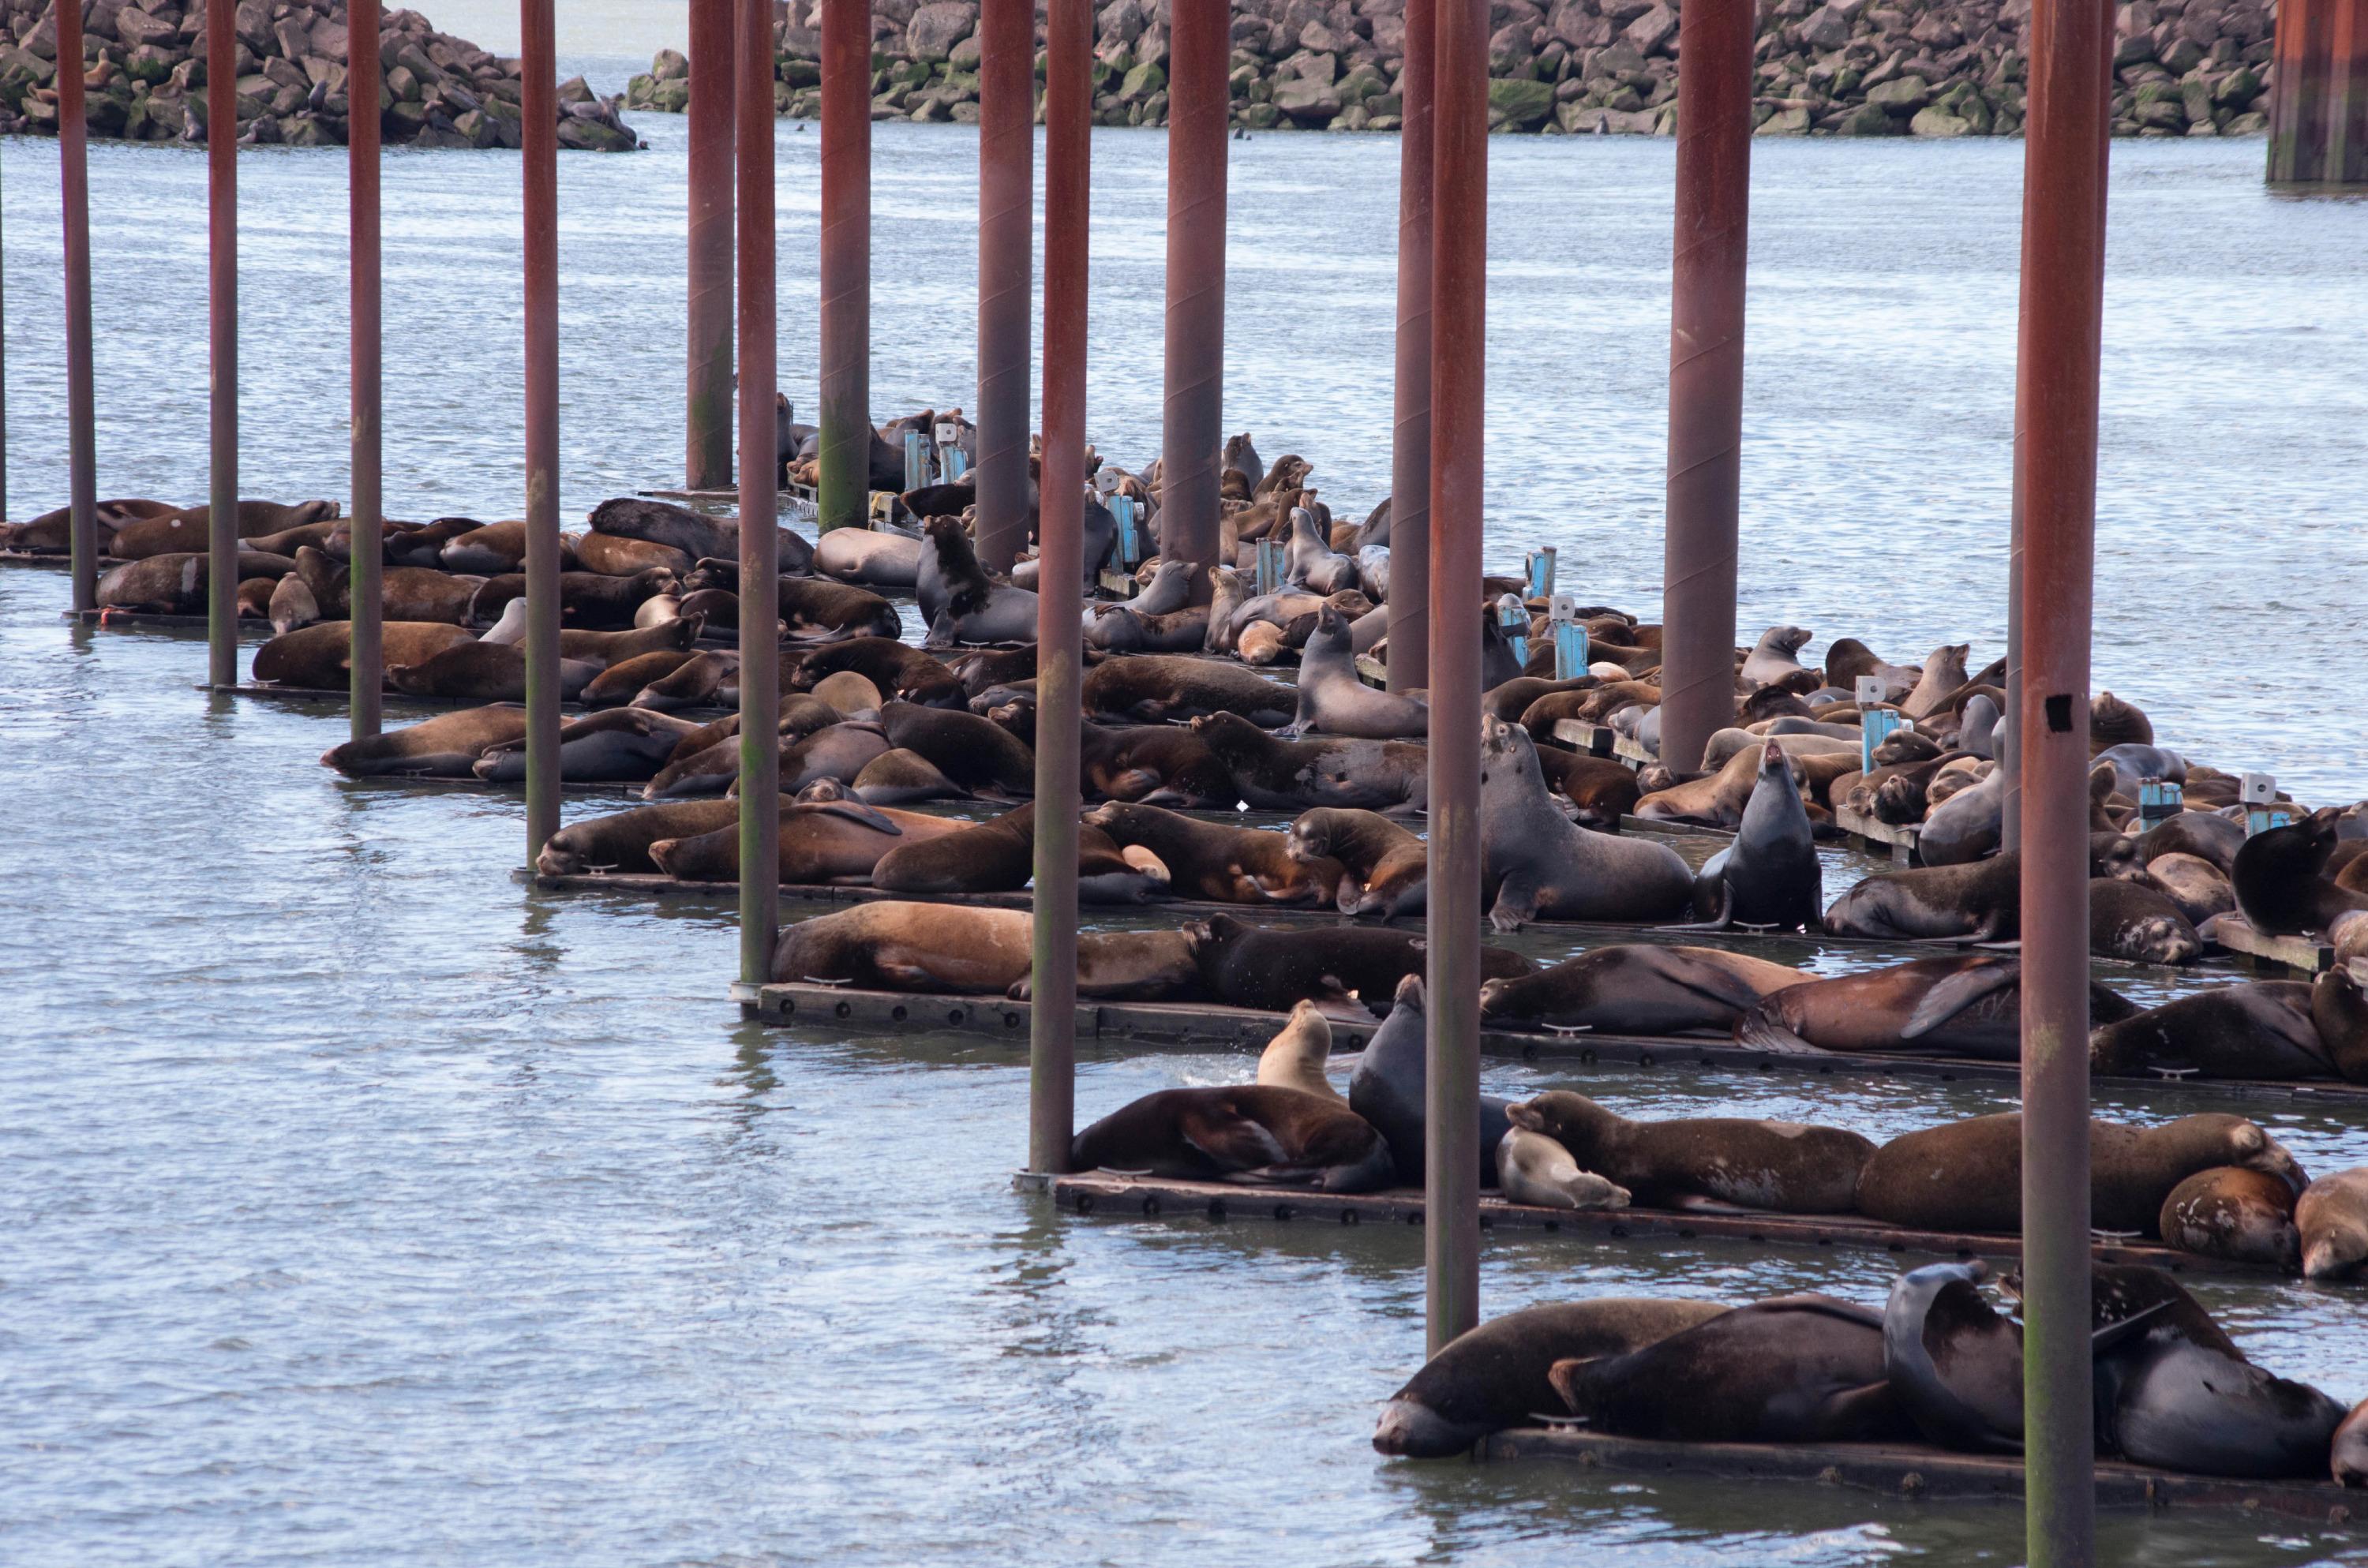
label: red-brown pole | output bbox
[2014,0,2114,1556]
[1385,0,1433,694]
[688,0,736,492]
[2269,0,2368,183]
[58,0,97,613]
[204,0,238,686]
[1655,0,1753,777]
[520,0,562,863]
[1029,0,1090,1174]
[817,0,871,531]
[1423,0,1486,1361]
[737,0,781,987]
[1160,0,1228,601]
[972,0,1034,571]
[350,0,384,736]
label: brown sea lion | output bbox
[253,620,477,688]
[1087,802,1341,905]
[1287,807,1426,919]
[473,706,710,782]
[770,901,1032,990]
[388,642,601,702]
[630,650,740,712]
[556,616,708,671]
[1482,945,1811,1034]
[648,797,966,883]
[2089,876,2201,964]
[2144,851,2235,926]
[468,567,679,631]
[439,518,535,574]
[574,530,694,579]
[1508,1090,1875,1213]
[2298,1167,2368,1281]
[2089,690,2154,749]
[1634,743,1797,830]
[581,649,701,707]
[1186,712,1427,814]
[320,705,530,777]
[789,637,966,709]
[2158,1167,2300,1269]
[1743,955,2138,1062]
[1083,656,1297,728]
[536,798,755,874]
[850,748,966,805]
[1823,853,2022,942]
[94,552,298,613]
[1185,911,1534,1016]
[106,499,339,557]
[880,701,1037,799]
[1068,1086,1392,1192]
[1254,1002,1343,1102]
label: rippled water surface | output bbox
[6,88,2368,1566]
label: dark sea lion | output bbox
[789,637,965,709]
[770,901,1032,990]
[1741,955,2138,1061]
[2158,1167,2300,1268]
[2235,808,2368,936]
[1188,913,1533,1016]
[2298,1167,2368,1281]
[778,723,896,795]
[2089,875,2201,964]
[1373,1299,1732,1458]
[253,620,478,688]
[581,649,700,707]
[919,515,1039,645]
[1486,675,1594,725]
[2089,982,2333,1080]
[1550,753,1643,828]
[439,518,534,574]
[388,642,601,702]
[1481,717,1692,928]
[573,530,693,579]
[1482,945,1808,1034]
[1823,853,2021,942]
[472,706,707,782]
[1682,741,1821,930]
[674,586,746,631]
[1883,1261,2027,1454]
[1290,605,1427,739]
[1917,765,2003,866]
[1069,1086,1392,1192]
[850,748,965,804]
[1287,807,1426,919]
[470,567,680,631]
[536,798,754,875]
[2310,964,2368,1081]
[2141,814,2245,876]
[2089,690,2154,748]
[648,798,963,882]
[1348,975,1515,1184]
[1085,802,1341,905]
[1856,1111,2293,1235]
[1083,604,1212,655]
[320,705,530,777]
[584,496,741,566]
[1188,713,1427,814]
[2143,851,2234,926]
[1084,656,1297,728]
[1508,1090,1873,1213]
[639,709,833,799]
[951,643,1040,700]
[1546,1296,1908,1443]
[631,650,740,712]
[867,805,1161,900]
[879,700,1037,799]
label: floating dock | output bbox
[1834,804,1922,866]
[2210,914,2336,977]
[1479,1429,2360,1525]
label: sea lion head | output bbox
[1388,972,1427,1015]
[1763,625,1812,658]
[2332,1400,2368,1487]
[2091,833,2146,882]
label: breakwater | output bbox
[0,0,639,148]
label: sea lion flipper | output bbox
[1900,961,2020,1041]
[1813,1380,1904,1439]
[806,798,903,834]
[1179,1105,1290,1171]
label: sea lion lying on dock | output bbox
[1070,1086,1392,1192]
[1508,1090,1875,1214]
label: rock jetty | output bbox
[0,0,641,148]
[624,0,2276,137]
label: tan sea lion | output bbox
[253,620,477,688]
[1253,1001,1343,1102]
[1497,1126,1631,1211]
[319,705,530,777]
[2298,1167,2368,1281]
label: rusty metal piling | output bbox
[58,0,96,612]
[1029,0,1090,1174]
[972,0,1033,571]
[688,0,736,492]
[1654,0,1754,777]
[818,0,871,531]
[1424,0,1487,1360]
[2014,0,2115,1552]
[349,0,384,736]
[1385,0,1434,694]
[1160,0,1229,600]
[2268,0,2368,184]
[520,0,562,863]
[738,0,782,986]
[205,0,238,687]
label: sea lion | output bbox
[2235,809,2368,936]
[1480,717,1692,928]
[2089,982,2333,1080]
[1551,754,1643,829]
[268,574,320,634]
[950,644,1040,701]
[587,496,817,572]
[1739,625,1812,687]
[812,525,924,588]
[631,650,740,711]
[919,515,1039,646]
[640,705,848,799]
[103,498,339,557]
[1287,807,1426,920]
[1188,713,1427,814]
[770,901,1033,990]
[2310,964,2368,1081]
[438,518,534,574]
[2089,876,2201,965]
[1883,1261,2025,1454]
[1348,975,1515,1184]
[1287,604,1426,739]
[2298,1167,2368,1281]
[1497,1128,1631,1211]
[253,620,478,688]
[809,669,886,717]
[471,707,707,782]
[789,637,966,709]
[1741,955,2137,1061]
[1372,1299,1732,1458]
[1481,945,1810,1034]
[2142,811,2245,874]
[2142,851,2234,926]
[778,723,896,795]
[1085,657,1297,728]
[979,707,1242,808]
[1855,1111,2294,1235]
[1917,765,2004,867]
[1682,741,1821,930]
[556,616,706,670]
[1255,1001,1343,1102]
[1635,744,1793,832]
[388,642,601,703]
[573,530,693,579]
[2089,690,2154,748]
[1546,1296,1907,1444]
[581,649,700,707]
[93,551,295,612]
[470,567,680,631]
[2338,1401,2368,1488]
[879,701,1036,799]
[536,798,753,875]
[1900,644,1969,719]
[681,567,900,643]
[1085,802,1341,905]
[319,705,531,777]
[1086,604,1212,655]
[1508,1091,1874,1213]
[1186,913,1533,1016]
[648,797,965,883]
[1823,853,2021,942]
[2158,1167,2300,1269]
[1069,1086,1392,1192]
[1092,558,1193,621]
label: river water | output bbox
[4,65,2367,1568]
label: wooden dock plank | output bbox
[1834,804,1921,866]
[2208,914,2336,976]
[1550,719,1614,757]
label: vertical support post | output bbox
[1385,0,1433,694]
[2014,0,2112,1555]
[687,0,736,492]
[817,0,871,531]
[58,0,97,612]
[520,0,562,863]
[972,0,1033,571]
[1160,0,1228,602]
[205,0,238,686]
[737,0,782,987]
[1654,0,1754,777]
[1029,0,1090,1175]
[349,0,384,737]
[2268,0,2368,184]
[1,144,8,526]
[2000,429,2022,853]
[1423,0,1486,1361]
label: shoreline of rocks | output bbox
[0,0,640,149]
[625,0,2276,139]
